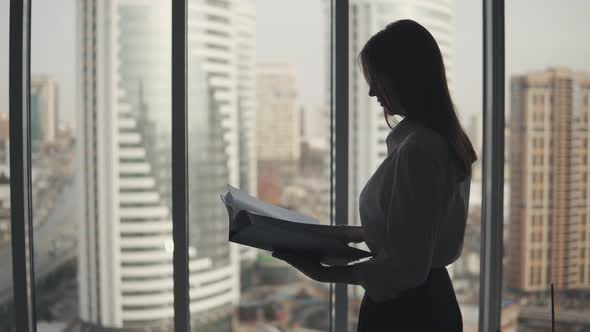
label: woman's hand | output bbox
[271,250,361,285]
[272,250,330,282]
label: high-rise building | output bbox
[256,62,301,205]
[30,75,59,148]
[77,0,254,329]
[506,68,590,293]
[256,62,301,163]
[348,0,455,227]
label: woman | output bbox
[272,19,475,331]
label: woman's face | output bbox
[368,85,385,109]
[368,81,401,116]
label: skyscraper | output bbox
[77,0,253,329]
[348,0,455,226]
[506,68,590,293]
[30,75,59,148]
[256,61,301,205]
[256,62,301,164]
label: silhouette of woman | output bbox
[273,19,475,331]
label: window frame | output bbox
[333,1,349,331]
[9,0,37,331]
[479,0,505,331]
[171,0,190,331]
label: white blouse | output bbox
[351,117,471,303]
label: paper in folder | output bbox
[220,184,373,265]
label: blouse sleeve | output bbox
[351,134,449,302]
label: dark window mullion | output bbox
[479,0,505,331]
[171,0,190,331]
[9,0,37,331]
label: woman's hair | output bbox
[358,19,477,179]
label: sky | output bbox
[1,0,590,128]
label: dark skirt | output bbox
[357,267,462,332]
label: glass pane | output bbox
[32,0,175,330]
[187,0,332,330]
[347,1,483,330]
[503,1,590,331]
[0,0,14,330]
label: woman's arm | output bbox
[332,225,365,243]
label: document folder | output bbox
[221,184,373,265]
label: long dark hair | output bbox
[358,19,477,179]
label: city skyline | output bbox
[2,0,589,130]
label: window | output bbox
[31,0,177,329]
[503,1,590,330]
[347,1,483,330]
[187,1,332,330]
[23,1,328,330]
